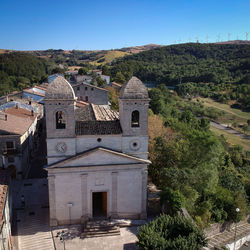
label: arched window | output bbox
[131,110,140,127]
[56,111,66,129]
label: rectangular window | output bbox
[85,96,88,102]
[6,141,14,149]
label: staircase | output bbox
[81,220,120,238]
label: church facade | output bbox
[44,76,150,226]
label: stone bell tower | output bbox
[44,76,77,165]
[119,76,150,159]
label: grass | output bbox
[193,97,250,135]
[90,50,129,65]
[195,97,250,120]
[210,126,250,152]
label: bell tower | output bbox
[44,76,76,165]
[119,77,150,159]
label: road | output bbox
[210,121,250,140]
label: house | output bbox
[44,76,150,226]
[0,105,38,179]
[0,170,12,250]
[72,82,109,105]
[23,86,46,103]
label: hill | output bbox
[110,42,250,85]
[0,44,163,66]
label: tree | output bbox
[114,71,126,84]
[78,67,88,75]
[137,214,207,250]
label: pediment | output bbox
[45,147,150,169]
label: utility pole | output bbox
[228,33,231,41]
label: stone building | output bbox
[44,76,150,226]
[0,105,38,179]
[72,82,108,105]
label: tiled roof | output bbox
[0,170,9,226]
[75,104,121,135]
[119,76,149,99]
[76,100,89,108]
[92,104,119,121]
[76,120,122,135]
[0,107,37,135]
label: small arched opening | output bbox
[131,110,140,127]
[56,111,66,129]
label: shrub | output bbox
[137,214,207,250]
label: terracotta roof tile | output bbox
[0,107,37,135]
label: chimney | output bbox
[31,110,34,116]
[5,114,7,121]
[15,103,18,109]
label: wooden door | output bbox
[102,192,107,216]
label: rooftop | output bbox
[119,76,149,99]
[45,76,76,100]
[0,106,37,135]
[75,104,121,135]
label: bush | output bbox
[137,214,207,250]
[160,187,184,215]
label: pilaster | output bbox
[48,175,58,226]
[81,173,88,223]
[140,169,148,219]
[111,172,118,218]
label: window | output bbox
[91,87,94,91]
[85,96,88,102]
[77,86,80,91]
[97,138,102,142]
[85,87,88,91]
[56,111,66,129]
[6,141,14,149]
[131,110,140,127]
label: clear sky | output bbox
[0,0,249,50]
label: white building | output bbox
[44,76,150,226]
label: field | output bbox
[194,97,250,135]
[89,50,129,65]
[210,126,250,152]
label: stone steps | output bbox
[207,223,250,249]
[81,220,120,238]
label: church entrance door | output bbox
[92,192,107,218]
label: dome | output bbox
[119,76,148,99]
[45,76,76,100]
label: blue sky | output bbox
[0,0,249,50]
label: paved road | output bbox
[13,178,55,250]
[210,121,250,140]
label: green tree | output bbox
[114,71,126,84]
[137,214,207,250]
[78,67,88,75]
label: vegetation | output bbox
[110,43,250,110]
[148,85,250,227]
[137,214,207,250]
[0,53,47,95]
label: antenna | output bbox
[228,33,231,41]
[195,37,199,43]
[205,35,209,43]
[178,39,181,44]
[246,32,249,41]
